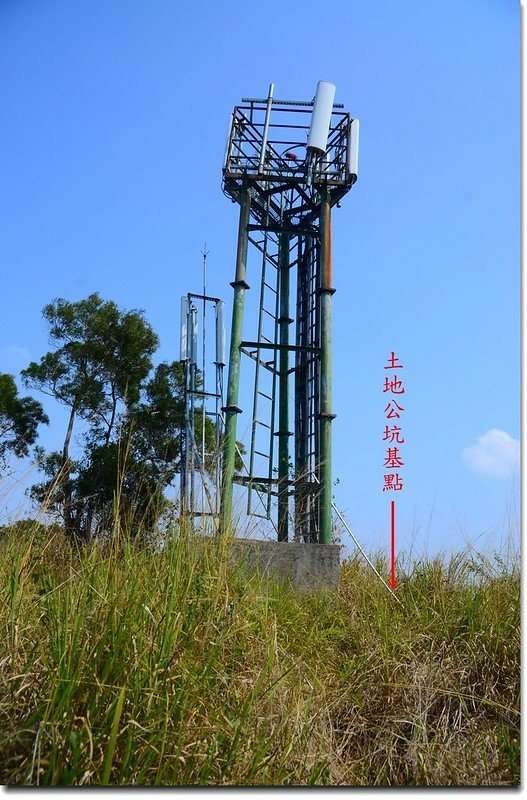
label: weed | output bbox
[0,521,519,785]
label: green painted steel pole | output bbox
[319,187,335,545]
[220,184,251,534]
[277,232,291,542]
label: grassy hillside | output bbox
[0,523,520,786]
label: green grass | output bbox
[0,522,520,786]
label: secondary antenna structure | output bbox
[220,81,359,544]
[180,281,225,529]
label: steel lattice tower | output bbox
[220,82,359,544]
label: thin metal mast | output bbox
[180,251,226,529]
[201,244,209,516]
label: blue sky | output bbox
[0,0,520,559]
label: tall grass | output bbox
[0,522,520,786]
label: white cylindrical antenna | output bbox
[180,296,189,361]
[215,300,225,365]
[347,118,359,178]
[190,305,198,364]
[307,80,336,153]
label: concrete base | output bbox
[229,538,340,592]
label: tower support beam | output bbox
[220,183,251,534]
[277,232,291,541]
[318,187,335,544]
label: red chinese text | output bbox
[382,352,406,492]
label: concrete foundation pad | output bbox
[229,538,340,592]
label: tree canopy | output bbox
[0,373,48,469]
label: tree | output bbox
[0,373,48,470]
[22,294,159,537]
[70,361,190,539]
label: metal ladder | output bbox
[294,235,321,542]
[244,228,280,519]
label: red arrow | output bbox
[389,500,397,589]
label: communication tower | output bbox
[220,81,359,543]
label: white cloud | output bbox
[2,345,30,361]
[462,429,520,479]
